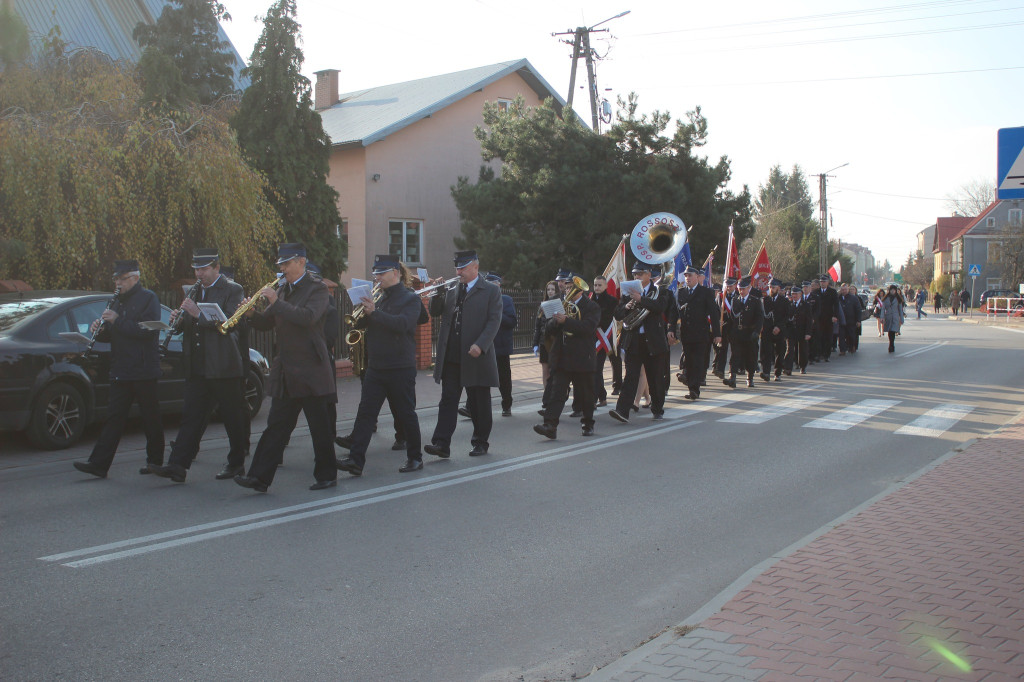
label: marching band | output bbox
[73,220,863,490]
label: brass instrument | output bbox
[415,276,460,298]
[622,283,658,331]
[561,276,590,337]
[345,284,382,377]
[83,286,121,355]
[219,275,283,334]
[621,211,689,331]
[161,279,201,352]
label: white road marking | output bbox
[895,403,975,438]
[897,340,948,358]
[718,396,829,425]
[803,399,900,431]
[41,420,700,567]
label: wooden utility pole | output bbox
[553,11,629,133]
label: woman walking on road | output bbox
[882,284,906,353]
[950,290,960,316]
[533,281,560,411]
[873,287,885,336]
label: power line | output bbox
[832,187,949,201]
[831,207,935,225]
[643,64,1024,89]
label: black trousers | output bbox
[497,354,512,411]
[839,324,859,353]
[545,369,595,428]
[759,330,774,375]
[432,361,492,449]
[247,394,336,485]
[768,331,787,375]
[609,349,622,389]
[594,349,611,401]
[681,340,709,394]
[730,332,759,379]
[786,331,809,371]
[818,322,834,359]
[88,379,164,472]
[168,376,249,469]
[349,366,420,467]
[713,334,730,375]
[615,335,667,416]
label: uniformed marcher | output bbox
[234,243,338,492]
[762,278,790,381]
[533,277,600,439]
[786,286,814,374]
[73,260,164,478]
[812,274,844,362]
[609,262,672,422]
[675,266,721,401]
[336,255,424,476]
[725,277,764,388]
[714,278,737,380]
[151,248,250,483]
[424,250,502,458]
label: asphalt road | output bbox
[2,317,1022,681]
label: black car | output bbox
[0,291,269,449]
[978,289,1023,311]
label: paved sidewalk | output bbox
[588,411,1024,681]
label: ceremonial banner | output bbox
[724,224,742,281]
[597,238,627,352]
[748,239,772,289]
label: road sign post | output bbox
[968,264,981,318]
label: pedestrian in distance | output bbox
[881,284,906,353]
[915,288,928,319]
[933,291,942,314]
[950,290,960,316]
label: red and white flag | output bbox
[596,238,627,352]
[748,239,772,290]
[828,260,842,283]
[724,224,742,282]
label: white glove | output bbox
[533,345,539,357]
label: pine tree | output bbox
[133,0,237,109]
[231,0,344,277]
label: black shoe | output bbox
[533,423,557,439]
[569,410,582,418]
[724,376,737,388]
[469,444,488,457]
[537,409,546,416]
[824,357,830,363]
[424,443,450,459]
[139,463,159,475]
[611,387,620,396]
[609,409,629,424]
[309,479,337,490]
[391,439,406,451]
[712,370,724,379]
[334,435,353,450]
[399,459,423,473]
[582,426,595,437]
[675,372,686,384]
[631,404,640,413]
[502,409,513,417]
[652,413,664,421]
[888,347,895,353]
[784,369,792,376]
[746,378,754,388]
[800,368,807,374]
[458,406,471,418]
[774,375,782,382]
[73,461,107,478]
[336,458,363,477]
[760,373,770,382]
[683,393,696,401]
[215,464,245,480]
[150,464,187,483]
[596,399,608,408]
[233,475,268,493]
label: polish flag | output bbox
[828,260,842,284]
[596,237,627,352]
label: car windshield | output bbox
[0,299,59,333]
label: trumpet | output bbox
[219,275,283,334]
[415,276,460,298]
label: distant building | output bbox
[915,224,936,258]
[838,242,875,285]
[947,199,1024,291]
[313,59,569,284]
[931,216,972,281]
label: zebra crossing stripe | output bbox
[718,395,827,425]
[895,403,975,438]
[803,399,901,431]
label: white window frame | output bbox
[388,219,423,265]
[986,217,996,227]
[1009,208,1022,227]
[496,98,513,113]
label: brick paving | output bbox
[589,411,1024,681]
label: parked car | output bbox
[978,289,1023,312]
[0,291,269,449]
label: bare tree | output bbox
[945,179,995,217]
[739,195,800,281]
[993,223,1024,289]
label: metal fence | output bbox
[158,285,548,364]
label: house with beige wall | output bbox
[313,59,567,285]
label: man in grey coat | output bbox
[424,250,502,457]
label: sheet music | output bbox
[58,331,93,345]
[352,278,373,290]
[540,299,565,319]
[347,285,372,306]
[196,303,227,323]
[417,268,429,283]
[138,320,172,331]
[619,280,643,298]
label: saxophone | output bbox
[345,285,383,377]
[219,275,284,334]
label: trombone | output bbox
[415,276,460,298]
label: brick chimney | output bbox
[314,69,339,111]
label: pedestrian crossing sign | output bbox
[968,264,981,277]
[997,127,1024,199]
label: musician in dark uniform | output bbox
[487,272,516,417]
[713,278,737,380]
[151,248,250,483]
[235,243,338,492]
[609,262,671,423]
[811,274,843,362]
[786,285,814,374]
[73,260,164,478]
[801,280,821,363]
[591,275,620,406]
[675,266,721,401]
[761,278,790,382]
[533,277,600,439]
[726,277,764,388]
[336,255,424,476]
[424,250,502,458]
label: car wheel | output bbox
[27,382,88,450]
[243,368,265,419]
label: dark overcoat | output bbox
[675,284,721,344]
[430,276,502,387]
[546,294,600,373]
[614,284,672,355]
[181,275,245,379]
[95,281,161,382]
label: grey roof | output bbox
[13,0,249,90]
[318,59,570,148]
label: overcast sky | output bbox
[217,0,1022,267]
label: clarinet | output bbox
[83,286,121,356]
[161,279,202,352]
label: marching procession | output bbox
[71,214,877,492]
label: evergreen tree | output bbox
[0,4,30,69]
[133,0,236,110]
[231,0,345,277]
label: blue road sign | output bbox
[968,264,982,277]
[998,127,1024,199]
